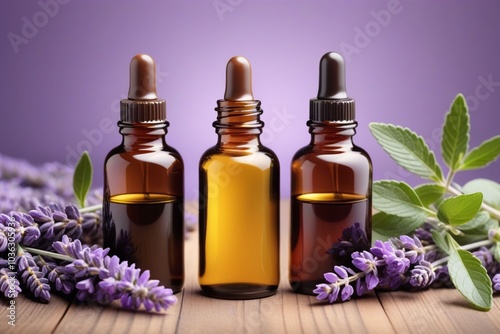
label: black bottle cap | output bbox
[310,52,355,122]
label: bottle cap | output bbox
[310,52,355,122]
[224,56,255,101]
[120,54,166,122]
[214,56,263,129]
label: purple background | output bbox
[1,0,499,200]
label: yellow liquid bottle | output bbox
[103,54,184,293]
[199,56,280,299]
[290,52,372,294]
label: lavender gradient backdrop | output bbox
[1,0,499,200]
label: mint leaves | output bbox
[370,93,500,311]
[73,151,93,208]
[437,193,483,226]
[441,94,469,171]
[369,123,444,182]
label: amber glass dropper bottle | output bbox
[103,54,184,293]
[199,56,280,299]
[289,52,372,295]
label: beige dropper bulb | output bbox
[128,54,158,100]
[224,56,254,101]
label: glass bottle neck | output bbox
[214,100,263,150]
[308,120,357,148]
[118,121,169,148]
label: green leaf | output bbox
[373,212,425,237]
[441,94,469,171]
[456,211,491,231]
[73,151,93,208]
[373,181,431,220]
[454,218,498,245]
[431,230,450,254]
[463,178,500,210]
[447,239,492,311]
[415,183,445,207]
[437,193,483,226]
[460,136,500,171]
[369,123,444,182]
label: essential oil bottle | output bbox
[199,56,280,299]
[289,52,372,295]
[103,54,184,293]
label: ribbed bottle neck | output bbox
[118,121,169,147]
[308,120,357,147]
[213,100,263,146]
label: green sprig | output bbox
[369,93,500,311]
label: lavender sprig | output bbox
[315,234,437,303]
[26,236,177,312]
[16,248,51,302]
[0,204,101,250]
[316,230,500,304]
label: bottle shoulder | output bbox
[200,145,279,169]
[105,145,184,168]
[201,144,279,159]
[292,144,371,160]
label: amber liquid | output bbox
[199,153,280,299]
[290,192,369,294]
[106,193,184,293]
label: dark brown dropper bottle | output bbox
[103,54,184,293]
[289,52,372,294]
[198,56,280,299]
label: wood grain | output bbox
[1,200,499,333]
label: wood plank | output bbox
[2,199,500,333]
[53,298,180,334]
[0,293,70,333]
[378,288,500,333]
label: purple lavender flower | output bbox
[410,260,435,288]
[413,223,434,246]
[1,204,101,250]
[0,268,21,298]
[329,222,371,267]
[34,255,74,295]
[493,274,500,293]
[313,272,340,303]
[393,235,425,264]
[113,268,177,312]
[313,266,357,303]
[384,251,410,277]
[16,250,51,302]
[52,236,177,311]
[0,154,75,206]
[341,284,354,302]
[370,239,412,290]
[472,246,498,275]
[351,251,380,290]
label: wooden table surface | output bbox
[2,200,500,334]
